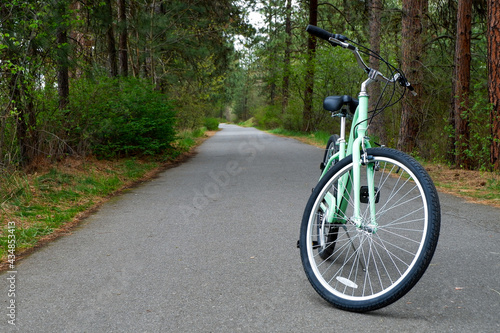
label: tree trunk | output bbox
[488,0,500,170]
[282,0,292,113]
[105,0,118,77]
[398,0,427,153]
[303,0,318,132]
[56,2,69,111]
[265,0,277,103]
[367,0,385,144]
[453,0,472,168]
[10,72,37,166]
[118,0,128,77]
[57,32,69,111]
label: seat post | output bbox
[339,110,347,144]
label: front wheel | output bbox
[300,148,440,312]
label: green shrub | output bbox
[70,77,177,158]
[282,98,303,131]
[204,117,219,131]
[254,104,281,129]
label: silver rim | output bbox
[306,156,429,301]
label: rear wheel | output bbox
[300,148,440,312]
[321,135,340,173]
[317,209,339,259]
[318,134,340,258]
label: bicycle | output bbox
[298,25,441,312]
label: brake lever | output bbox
[408,86,417,96]
[328,37,356,50]
[397,75,417,96]
[327,41,339,47]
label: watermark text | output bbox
[6,221,17,326]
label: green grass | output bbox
[484,179,500,201]
[0,161,160,259]
[176,127,207,151]
[487,178,500,191]
[238,117,256,127]
[267,128,331,147]
[0,128,206,263]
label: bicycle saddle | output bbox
[323,95,359,114]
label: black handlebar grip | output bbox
[306,25,348,42]
[306,24,333,41]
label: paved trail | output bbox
[1,124,499,332]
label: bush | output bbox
[70,77,177,158]
[204,117,219,131]
[254,104,281,129]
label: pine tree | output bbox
[398,0,427,153]
[452,0,472,168]
[488,0,500,170]
[303,0,318,132]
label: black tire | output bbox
[322,134,340,172]
[300,148,440,312]
[317,210,339,260]
[318,134,340,258]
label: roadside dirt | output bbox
[0,131,217,272]
[424,163,500,208]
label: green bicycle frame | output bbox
[319,79,379,232]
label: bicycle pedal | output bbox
[360,186,380,204]
[296,240,300,248]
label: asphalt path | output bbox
[1,124,499,332]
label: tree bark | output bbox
[266,0,276,103]
[303,0,318,132]
[282,0,292,113]
[10,68,37,166]
[367,0,385,143]
[105,0,118,77]
[398,0,427,153]
[118,0,128,77]
[56,1,69,111]
[57,30,69,110]
[453,0,472,168]
[488,0,500,170]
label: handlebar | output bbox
[306,25,347,44]
[306,25,417,96]
[306,25,356,51]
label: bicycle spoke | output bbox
[301,149,439,311]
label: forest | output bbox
[1,0,500,171]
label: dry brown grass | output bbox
[423,163,500,208]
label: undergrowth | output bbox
[268,128,331,147]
